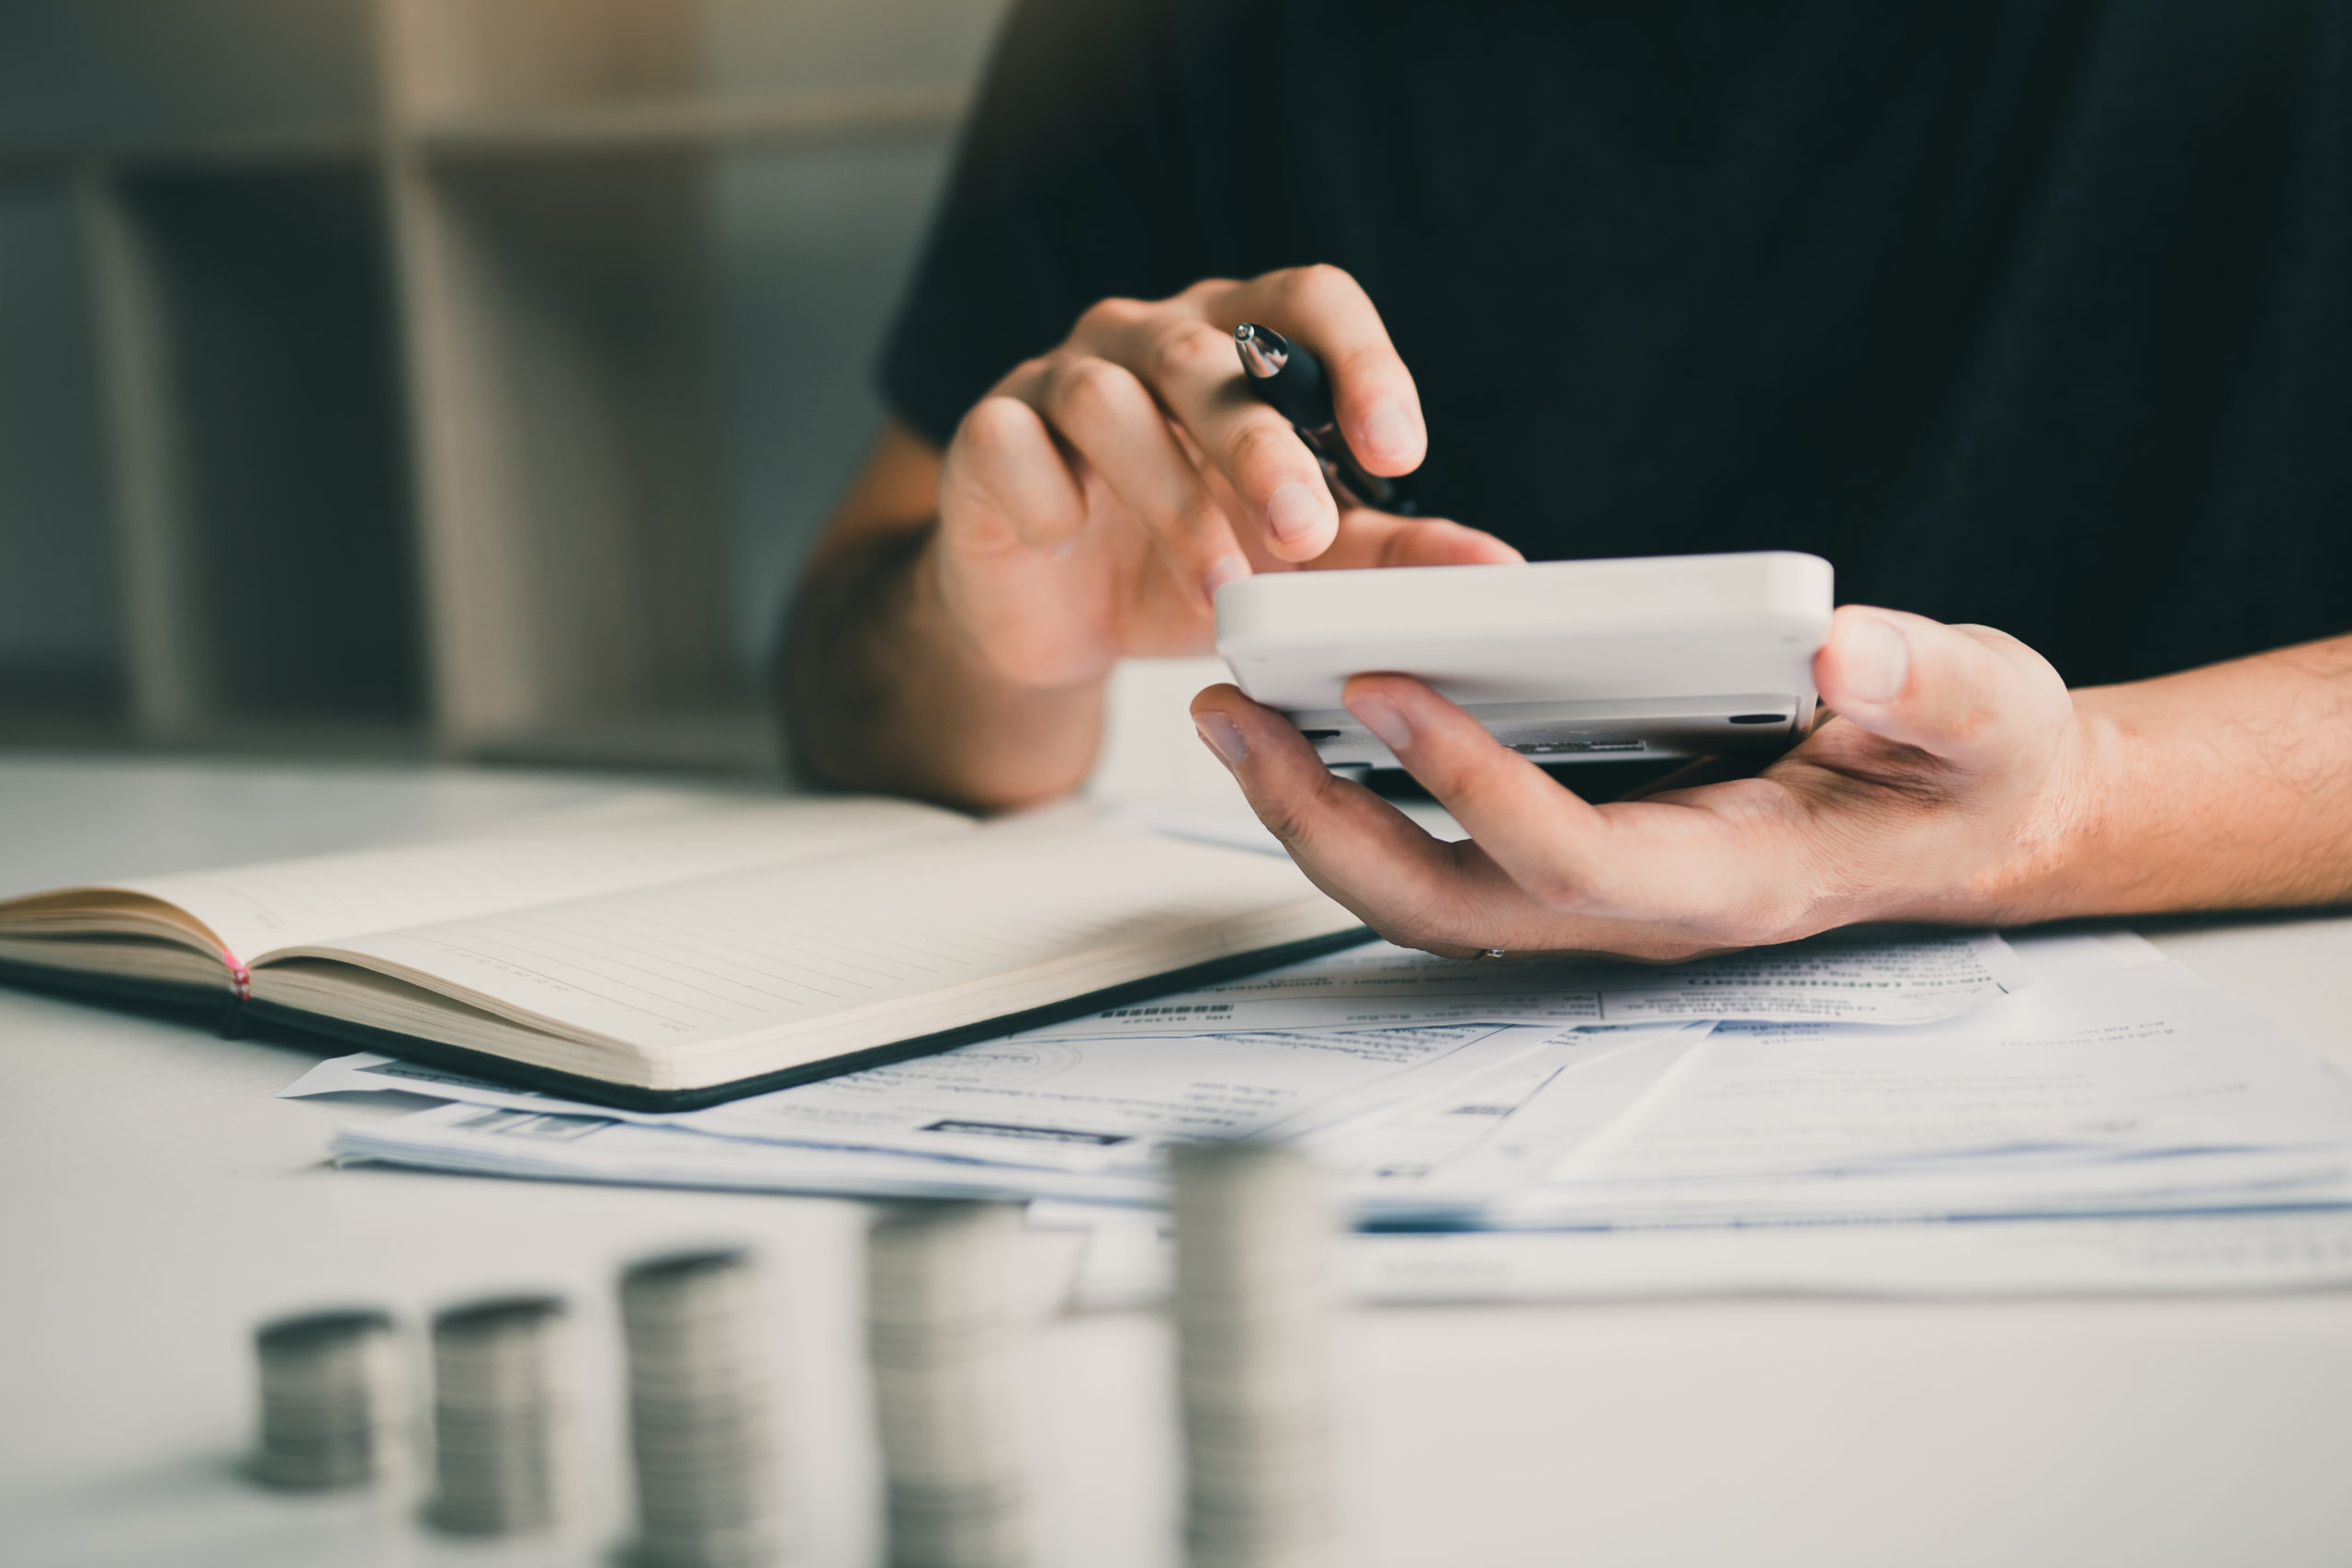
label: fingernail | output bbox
[1202,553,1249,605]
[1266,481,1324,546]
[1194,712,1249,769]
[1362,403,1415,461]
[1348,692,1413,752]
[1844,617,1910,704]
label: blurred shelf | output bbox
[413,85,969,159]
[0,85,969,175]
[0,124,379,175]
[3,0,999,762]
[109,122,380,170]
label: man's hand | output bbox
[933,266,1517,692]
[786,265,1518,809]
[1190,606,2097,960]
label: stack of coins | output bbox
[865,1202,1029,1568]
[427,1294,568,1536]
[1170,1143,1339,1568]
[620,1249,782,1568]
[252,1307,402,1491]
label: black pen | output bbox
[1232,322,1419,515]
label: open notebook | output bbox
[0,795,1366,1108]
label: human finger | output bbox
[1078,298,1340,562]
[1310,513,1526,570]
[1813,607,2074,775]
[1188,682,1516,947]
[1194,681,1794,960]
[1024,352,1250,607]
[939,389,1087,555]
[1218,265,1426,476]
[1336,673,1645,918]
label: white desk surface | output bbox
[6,753,2352,1568]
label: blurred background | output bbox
[0,0,1013,775]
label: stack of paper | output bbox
[303,927,2352,1299]
[307,931,2023,1204]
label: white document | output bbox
[1021,931,2028,1037]
[1310,1037,1637,1174]
[1060,1207,2352,1309]
[1506,959,2352,1225]
[1341,1210,2352,1302]
[331,1100,1162,1206]
[319,924,2352,1305]
[300,1023,1690,1224]
[322,1030,1689,1218]
[1311,1025,1713,1220]
[293,1022,1572,1175]
[1044,1190,2352,1308]
[673,1022,1540,1172]
[284,1051,679,1122]
[2000,927,2166,982]
[1336,1029,1721,1222]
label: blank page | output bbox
[104,796,967,969]
[273,817,1356,1089]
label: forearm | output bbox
[2010,635,2352,919]
[780,522,1104,811]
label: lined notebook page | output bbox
[113,796,967,966]
[280,818,1352,1079]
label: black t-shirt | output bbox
[880,0,2350,689]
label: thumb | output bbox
[1813,606,2072,773]
[1311,513,1525,570]
[1375,516,1525,568]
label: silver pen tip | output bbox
[1234,321,1290,378]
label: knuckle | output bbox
[1253,765,1351,857]
[1228,416,1310,484]
[990,355,1050,395]
[1251,792,1317,853]
[1143,317,1230,384]
[1044,356,1136,427]
[956,394,1033,459]
[1177,276,1237,309]
[1074,296,1146,341]
[1951,664,2012,743]
[1267,262,1359,315]
[1429,734,1516,798]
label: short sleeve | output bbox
[878,0,1223,447]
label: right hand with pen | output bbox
[932,265,1521,690]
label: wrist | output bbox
[1959,702,2121,925]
